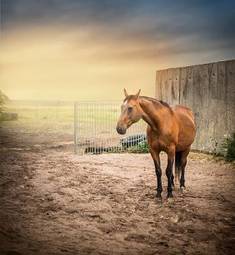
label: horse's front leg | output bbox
[166,147,175,198]
[153,153,162,199]
[150,148,162,199]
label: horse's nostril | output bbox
[116,126,121,133]
[116,126,126,134]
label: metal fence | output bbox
[74,101,147,154]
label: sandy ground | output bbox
[0,128,235,255]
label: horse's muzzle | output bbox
[116,126,126,135]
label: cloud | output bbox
[2,0,234,60]
[1,0,235,100]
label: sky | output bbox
[0,0,235,101]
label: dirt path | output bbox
[0,129,235,255]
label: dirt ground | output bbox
[0,127,235,255]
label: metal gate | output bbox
[74,101,147,154]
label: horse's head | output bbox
[116,89,142,135]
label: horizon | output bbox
[4,57,235,102]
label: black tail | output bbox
[175,151,182,182]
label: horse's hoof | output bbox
[156,193,162,201]
[167,193,173,199]
[166,195,174,203]
[180,186,186,193]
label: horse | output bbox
[116,89,196,199]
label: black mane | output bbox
[140,96,171,108]
[159,100,170,108]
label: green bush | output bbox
[223,133,235,161]
[0,90,9,121]
[127,141,149,153]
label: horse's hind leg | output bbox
[171,174,174,187]
[166,146,175,198]
[175,151,182,185]
[180,148,190,190]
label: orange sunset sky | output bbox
[0,0,234,101]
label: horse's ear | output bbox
[135,89,141,98]
[124,88,128,98]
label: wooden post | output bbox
[74,102,78,154]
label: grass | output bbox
[222,133,235,162]
[2,101,74,135]
[2,100,121,134]
[127,141,149,153]
[1,100,147,154]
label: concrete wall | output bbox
[155,60,235,152]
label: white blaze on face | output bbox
[122,100,128,109]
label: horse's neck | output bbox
[139,98,170,133]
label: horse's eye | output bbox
[127,107,133,113]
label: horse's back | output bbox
[173,105,196,151]
[173,105,195,124]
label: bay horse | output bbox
[116,89,196,199]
